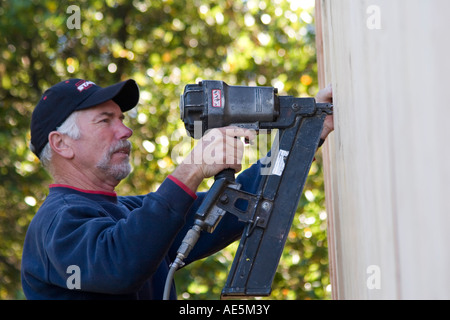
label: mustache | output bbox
[109,140,132,156]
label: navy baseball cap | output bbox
[30,78,139,159]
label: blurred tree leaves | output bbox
[0,0,329,299]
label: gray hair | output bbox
[40,111,81,172]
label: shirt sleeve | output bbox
[44,177,195,295]
[167,174,198,200]
[168,160,263,264]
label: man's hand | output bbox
[172,126,255,193]
[316,84,334,140]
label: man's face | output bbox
[72,100,133,182]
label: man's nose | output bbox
[117,121,133,140]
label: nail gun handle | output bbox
[214,168,236,183]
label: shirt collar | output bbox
[49,184,117,197]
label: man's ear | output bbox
[48,131,75,159]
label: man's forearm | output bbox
[171,162,204,194]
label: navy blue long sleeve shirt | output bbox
[21,162,262,300]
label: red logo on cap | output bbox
[75,80,95,92]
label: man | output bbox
[22,78,333,299]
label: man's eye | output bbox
[100,118,109,123]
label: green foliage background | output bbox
[0,0,330,299]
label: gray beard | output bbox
[96,140,132,181]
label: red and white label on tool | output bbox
[212,89,222,108]
[272,149,290,176]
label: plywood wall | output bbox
[316,0,450,299]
